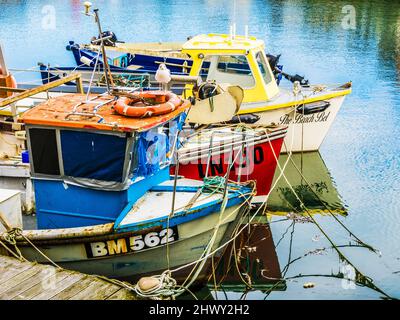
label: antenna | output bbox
[82,2,114,94]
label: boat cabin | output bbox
[182,34,280,104]
[22,93,188,229]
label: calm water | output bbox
[1,0,399,299]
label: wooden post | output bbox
[76,75,84,94]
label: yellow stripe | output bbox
[237,88,352,114]
[0,110,25,116]
[265,208,347,217]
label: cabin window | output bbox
[29,128,60,175]
[60,130,127,182]
[203,55,255,88]
[255,51,273,85]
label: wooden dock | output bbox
[0,255,137,300]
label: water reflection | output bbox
[208,222,285,296]
[267,152,347,216]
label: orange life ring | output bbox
[10,75,17,89]
[113,91,184,117]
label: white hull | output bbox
[252,95,346,153]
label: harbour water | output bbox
[0,0,399,299]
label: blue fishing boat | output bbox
[65,38,284,83]
[0,91,254,285]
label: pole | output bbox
[93,8,114,93]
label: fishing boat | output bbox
[174,125,287,204]
[0,91,254,285]
[181,34,352,153]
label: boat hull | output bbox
[252,95,346,152]
[17,203,247,284]
[174,135,284,202]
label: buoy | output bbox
[80,56,94,67]
[10,75,17,89]
[137,276,161,292]
[113,91,186,118]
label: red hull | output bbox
[172,136,285,197]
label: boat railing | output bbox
[0,72,84,110]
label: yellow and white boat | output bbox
[182,34,352,153]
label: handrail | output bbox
[0,72,84,108]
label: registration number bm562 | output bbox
[86,227,178,258]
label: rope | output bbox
[1,228,26,261]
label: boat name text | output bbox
[279,111,331,125]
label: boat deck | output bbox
[0,255,137,300]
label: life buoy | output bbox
[113,91,184,117]
[10,75,17,89]
[0,68,17,97]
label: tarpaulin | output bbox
[61,130,127,182]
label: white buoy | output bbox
[80,56,93,67]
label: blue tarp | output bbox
[134,129,166,177]
[61,130,127,182]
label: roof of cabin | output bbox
[21,93,189,132]
[182,34,265,51]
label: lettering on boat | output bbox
[85,227,178,258]
[196,145,265,178]
[279,111,331,125]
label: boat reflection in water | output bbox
[266,151,346,216]
[180,221,285,300]
[185,151,346,299]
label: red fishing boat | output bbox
[173,125,287,203]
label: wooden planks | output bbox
[0,255,137,300]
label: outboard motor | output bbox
[197,82,219,100]
[282,73,309,86]
[266,53,281,71]
[266,53,283,84]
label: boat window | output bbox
[60,130,127,182]
[202,55,255,88]
[29,128,60,175]
[255,51,273,85]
